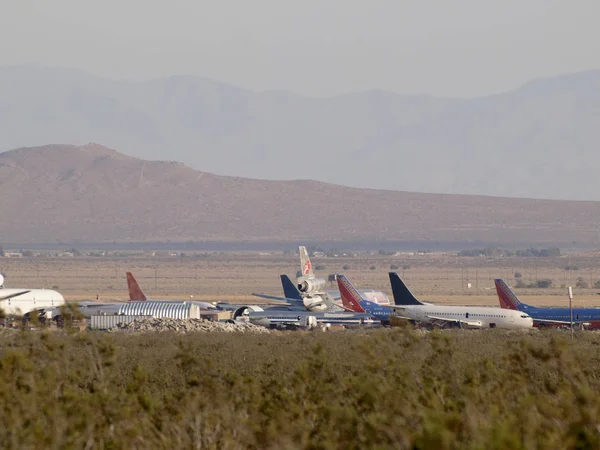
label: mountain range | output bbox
[2,144,600,245]
[1,66,599,200]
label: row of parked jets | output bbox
[1,246,599,329]
[242,247,533,329]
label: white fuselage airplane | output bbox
[0,275,65,315]
[390,304,533,329]
[383,272,533,329]
[337,273,533,329]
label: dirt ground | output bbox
[2,252,600,307]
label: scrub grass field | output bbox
[0,327,599,449]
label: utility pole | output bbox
[569,286,574,339]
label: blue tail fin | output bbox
[388,272,423,306]
[280,275,303,301]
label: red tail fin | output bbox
[494,279,520,310]
[126,272,147,301]
[336,275,366,313]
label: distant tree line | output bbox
[515,278,554,288]
[458,247,561,258]
[516,277,600,290]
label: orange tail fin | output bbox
[126,272,147,301]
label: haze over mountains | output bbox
[2,144,600,245]
[1,66,600,201]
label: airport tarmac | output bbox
[2,252,600,308]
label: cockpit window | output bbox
[521,315,530,318]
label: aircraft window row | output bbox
[270,316,360,322]
[428,312,507,318]
[542,316,591,319]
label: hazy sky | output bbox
[1,0,598,97]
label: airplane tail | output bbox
[494,279,522,310]
[126,272,147,301]
[388,272,423,306]
[336,274,366,313]
[280,274,303,301]
[299,246,314,278]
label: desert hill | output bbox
[2,144,600,245]
[1,66,600,200]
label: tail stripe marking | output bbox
[494,279,521,310]
[337,275,366,313]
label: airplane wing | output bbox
[426,315,483,329]
[532,318,574,325]
[251,293,298,304]
[0,290,31,301]
[252,292,354,312]
[386,305,416,311]
[77,302,123,307]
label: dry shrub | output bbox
[0,329,599,448]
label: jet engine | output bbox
[297,277,327,294]
[303,295,327,312]
[232,305,264,320]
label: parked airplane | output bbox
[292,246,337,311]
[126,272,216,309]
[336,274,395,324]
[0,274,65,315]
[252,274,346,312]
[41,272,218,321]
[298,246,391,306]
[251,246,390,310]
[378,273,533,329]
[250,274,304,306]
[37,272,150,320]
[494,279,600,329]
[232,305,378,328]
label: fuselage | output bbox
[0,289,65,315]
[146,299,216,310]
[362,301,533,329]
[242,310,378,327]
[329,289,390,305]
[516,304,600,329]
[396,305,533,329]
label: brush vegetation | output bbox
[0,328,599,449]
